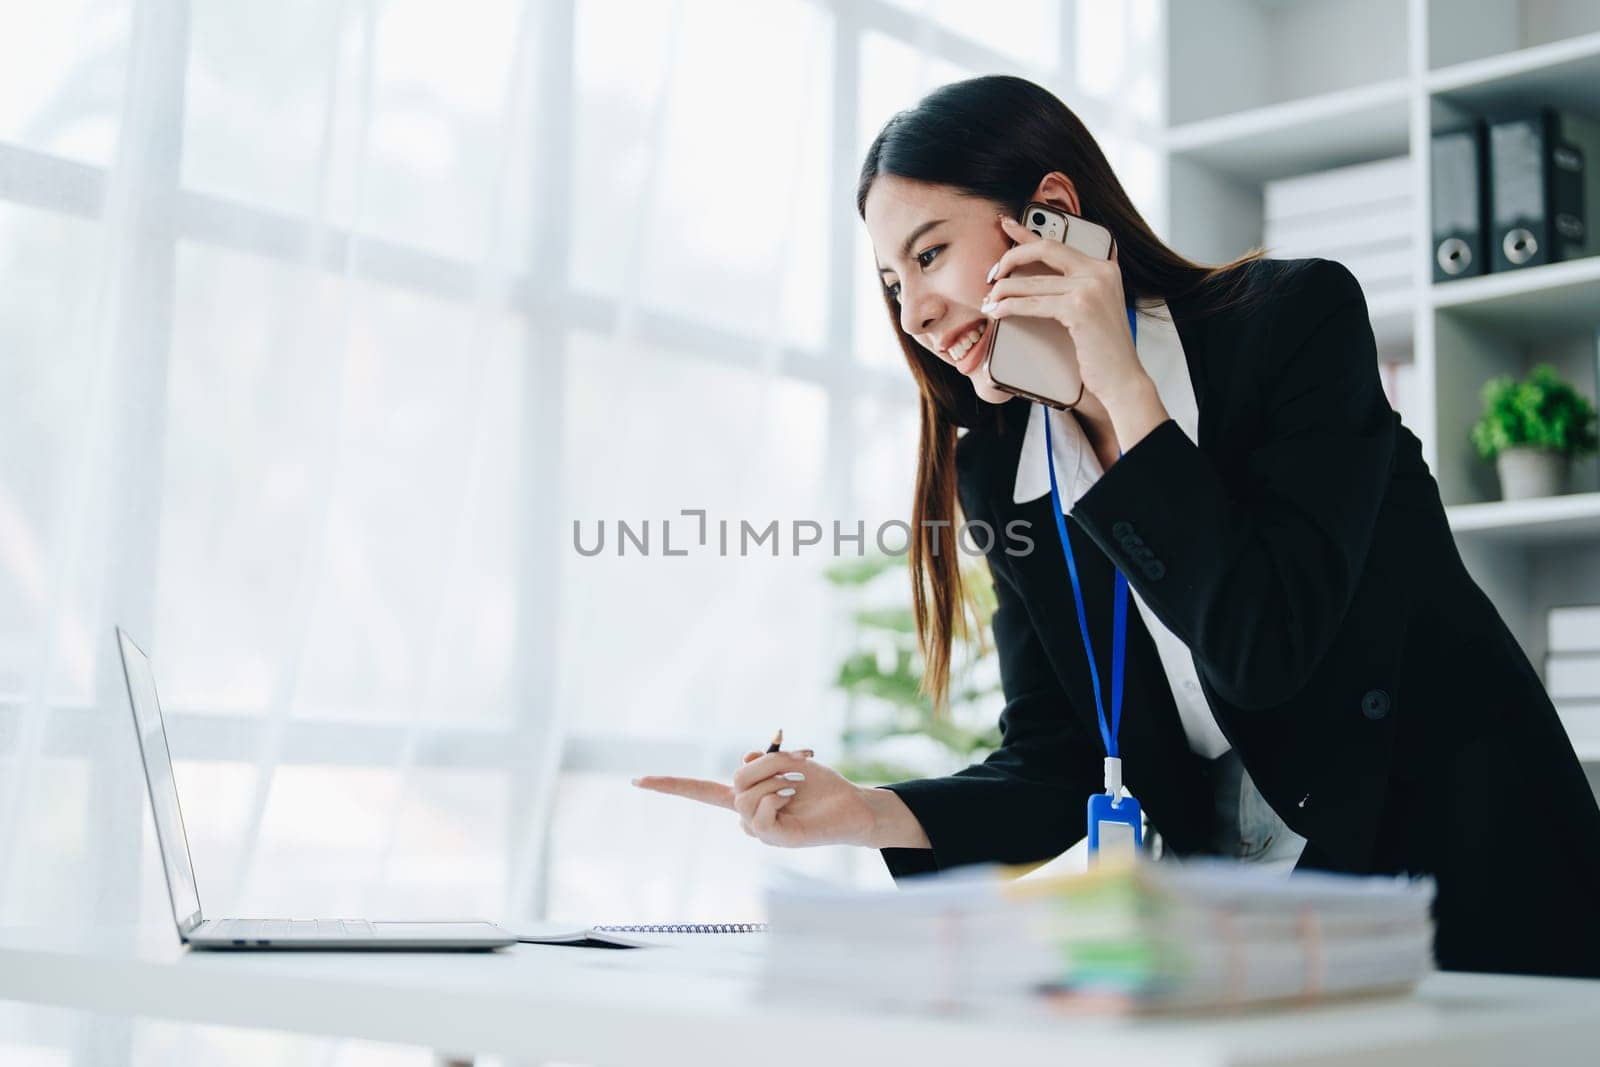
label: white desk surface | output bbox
[2,925,1599,1066]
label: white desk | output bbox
[3,926,1599,1066]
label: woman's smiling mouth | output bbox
[949,319,991,375]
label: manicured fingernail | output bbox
[986,262,999,283]
[630,778,641,786]
[779,772,805,781]
[980,300,997,315]
[794,749,814,758]
[777,788,797,797]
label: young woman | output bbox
[635,75,1600,978]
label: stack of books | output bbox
[1545,604,1600,759]
[762,857,1435,1015]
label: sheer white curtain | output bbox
[0,0,1163,1062]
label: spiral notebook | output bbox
[512,921,768,949]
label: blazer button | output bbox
[1361,688,1391,720]
[1113,521,1134,538]
[1143,560,1166,580]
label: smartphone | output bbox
[982,202,1116,410]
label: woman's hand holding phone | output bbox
[982,214,1153,412]
[633,750,920,849]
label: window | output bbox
[0,1,1165,1061]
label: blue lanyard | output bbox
[1042,307,1137,760]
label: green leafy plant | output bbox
[1470,364,1599,462]
[824,550,1003,785]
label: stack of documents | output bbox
[1263,155,1416,407]
[762,856,1435,1015]
[1545,604,1600,757]
[762,866,1060,1013]
[1263,156,1414,311]
[1011,857,1435,1012]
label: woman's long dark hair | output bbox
[857,74,1266,716]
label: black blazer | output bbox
[881,258,1600,979]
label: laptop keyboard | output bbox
[209,919,376,941]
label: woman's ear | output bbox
[1029,171,1081,216]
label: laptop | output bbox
[116,627,515,951]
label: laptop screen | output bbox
[116,628,204,937]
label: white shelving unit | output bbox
[1164,79,1412,184]
[1429,255,1600,337]
[1159,0,1600,781]
[1448,492,1600,545]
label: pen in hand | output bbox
[632,729,888,848]
[759,729,812,760]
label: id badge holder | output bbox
[1087,757,1142,862]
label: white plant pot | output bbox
[1496,446,1570,501]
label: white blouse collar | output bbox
[1012,300,1199,508]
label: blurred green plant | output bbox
[824,550,1003,785]
[1470,363,1599,461]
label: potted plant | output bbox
[1470,364,1599,501]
